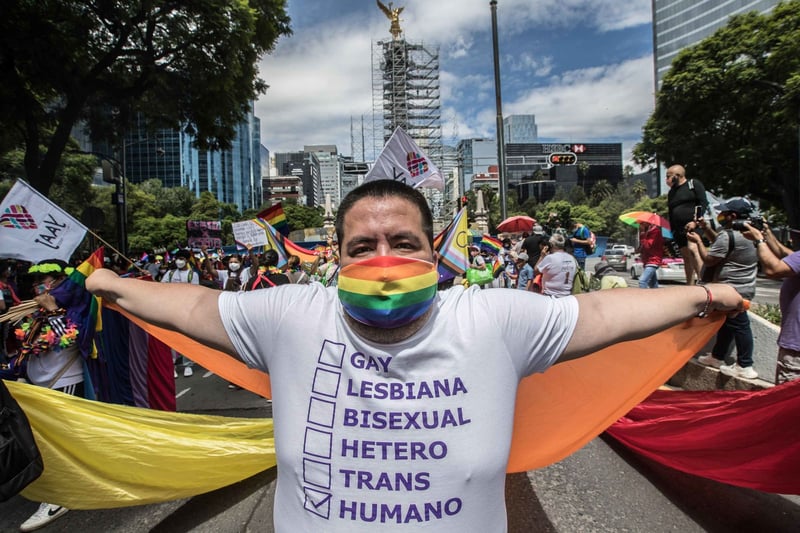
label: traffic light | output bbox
[461,195,468,208]
[548,152,577,165]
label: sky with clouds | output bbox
[255,0,655,165]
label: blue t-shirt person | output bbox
[571,224,591,268]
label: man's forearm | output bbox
[87,270,237,356]
[560,283,743,362]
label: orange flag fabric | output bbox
[110,303,724,473]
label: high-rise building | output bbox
[503,115,538,144]
[119,105,262,213]
[652,0,779,88]
[456,138,497,192]
[305,145,341,205]
[274,151,322,207]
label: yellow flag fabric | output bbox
[7,306,723,509]
[8,380,275,509]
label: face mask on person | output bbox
[228,262,241,272]
[175,259,187,269]
[34,282,51,296]
[337,256,438,329]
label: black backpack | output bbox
[0,380,43,501]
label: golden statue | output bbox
[377,0,404,40]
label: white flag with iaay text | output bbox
[0,179,87,263]
[365,127,444,190]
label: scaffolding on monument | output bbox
[371,39,443,167]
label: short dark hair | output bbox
[335,180,433,248]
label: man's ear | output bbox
[432,250,440,268]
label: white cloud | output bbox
[255,0,655,164]
[506,55,656,163]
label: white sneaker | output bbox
[720,363,758,380]
[697,354,722,369]
[183,366,193,377]
[173,368,178,378]
[20,502,68,532]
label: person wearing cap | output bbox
[741,221,800,384]
[594,261,628,290]
[515,252,534,291]
[521,224,547,269]
[16,260,82,531]
[688,197,758,380]
[536,234,578,297]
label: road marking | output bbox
[176,388,191,398]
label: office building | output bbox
[274,151,322,208]
[305,145,341,205]
[503,115,538,144]
[456,138,498,193]
[652,0,779,88]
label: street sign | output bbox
[548,152,577,165]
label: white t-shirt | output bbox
[219,285,578,532]
[26,344,83,389]
[537,251,577,297]
[217,269,251,291]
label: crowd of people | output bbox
[2,174,800,531]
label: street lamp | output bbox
[100,157,127,257]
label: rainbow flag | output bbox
[257,203,289,236]
[481,234,503,254]
[434,208,469,281]
[50,247,105,360]
[255,218,320,265]
[254,218,289,267]
[492,257,504,278]
[337,256,438,328]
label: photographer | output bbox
[688,197,758,379]
[740,221,800,385]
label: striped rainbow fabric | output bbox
[481,234,503,254]
[337,256,438,328]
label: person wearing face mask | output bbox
[161,249,198,377]
[85,179,746,533]
[202,246,252,291]
[666,164,708,284]
[688,197,759,380]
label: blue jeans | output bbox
[638,265,659,289]
[712,311,754,367]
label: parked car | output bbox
[602,249,628,271]
[610,244,636,256]
[630,257,686,282]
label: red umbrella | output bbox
[496,215,536,233]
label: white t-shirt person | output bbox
[219,285,577,532]
[537,250,577,297]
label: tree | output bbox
[0,0,291,196]
[284,203,324,231]
[633,2,800,225]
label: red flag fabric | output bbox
[606,379,800,494]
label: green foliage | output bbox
[634,1,800,225]
[751,303,781,326]
[284,203,324,230]
[0,0,291,195]
[128,214,190,252]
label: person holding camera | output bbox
[688,197,759,379]
[740,222,800,385]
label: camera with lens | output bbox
[731,216,764,232]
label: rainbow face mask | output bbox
[337,256,438,329]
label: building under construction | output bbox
[371,37,445,217]
[372,38,443,162]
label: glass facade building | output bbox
[652,0,779,88]
[121,105,262,213]
[503,115,538,144]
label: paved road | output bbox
[4,370,799,532]
[587,256,783,306]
